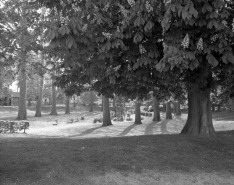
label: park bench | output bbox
[0,120,29,133]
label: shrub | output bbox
[126,117,133,121]
[0,120,29,133]
[93,117,103,123]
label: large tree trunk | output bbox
[101,96,103,112]
[102,96,112,126]
[17,61,27,120]
[65,96,70,114]
[181,63,215,136]
[134,101,142,124]
[49,79,57,115]
[35,74,44,117]
[89,91,94,112]
[181,89,215,136]
[176,100,181,116]
[153,97,160,122]
[165,101,172,119]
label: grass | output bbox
[0,106,234,184]
[0,132,234,185]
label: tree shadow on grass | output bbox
[144,121,158,135]
[69,126,102,137]
[79,111,101,117]
[160,119,170,134]
[117,124,138,137]
[144,119,171,135]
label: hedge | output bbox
[0,120,29,133]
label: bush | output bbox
[80,116,85,120]
[0,120,29,133]
[128,109,135,114]
[93,118,103,123]
[126,117,133,121]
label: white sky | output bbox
[9,81,18,92]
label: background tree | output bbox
[1,0,42,120]
[39,0,234,136]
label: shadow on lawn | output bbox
[144,119,171,135]
[117,124,138,137]
[69,126,102,137]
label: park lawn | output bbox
[0,131,234,185]
[1,106,234,184]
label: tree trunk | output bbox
[153,97,160,122]
[73,96,76,107]
[181,89,215,136]
[211,104,215,111]
[113,95,116,109]
[176,100,182,116]
[166,101,172,119]
[89,91,94,112]
[134,101,142,124]
[102,96,112,126]
[17,61,27,120]
[217,103,221,112]
[163,103,166,112]
[181,62,216,136]
[173,101,177,114]
[49,79,57,115]
[101,96,103,112]
[65,96,70,114]
[35,74,44,117]
[28,100,31,106]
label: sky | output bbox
[9,81,18,92]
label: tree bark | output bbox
[28,100,31,106]
[163,103,166,112]
[101,95,103,112]
[181,89,215,136]
[211,104,215,111]
[217,103,221,112]
[113,95,116,109]
[134,101,142,124]
[181,62,216,136]
[65,96,70,114]
[49,78,57,115]
[89,91,94,112]
[35,74,44,117]
[173,101,177,114]
[102,96,112,126]
[176,100,182,116]
[17,61,27,120]
[153,97,160,122]
[166,101,172,119]
[73,95,76,107]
